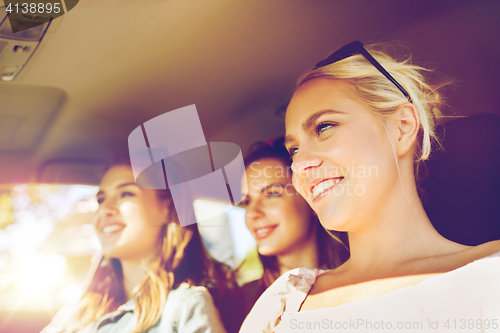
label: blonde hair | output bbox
[78,156,234,332]
[297,43,447,166]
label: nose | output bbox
[96,196,119,221]
[291,148,323,176]
[245,198,265,223]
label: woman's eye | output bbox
[266,191,281,198]
[97,197,104,205]
[240,197,250,207]
[315,122,336,136]
[288,147,298,157]
[121,191,135,198]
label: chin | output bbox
[257,246,279,257]
[317,211,350,232]
[103,251,121,259]
[102,246,125,259]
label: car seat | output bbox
[422,113,500,246]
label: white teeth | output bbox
[255,227,273,237]
[312,178,342,199]
[102,225,124,234]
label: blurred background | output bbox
[0,185,258,332]
[0,185,99,332]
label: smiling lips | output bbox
[100,222,126,238]
[310,177,344,200]
[254,225,278,240]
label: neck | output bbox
[276,231,319,275]
[344,178,466,277]
[119,259,148,299]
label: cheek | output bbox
[92,213,100,229]
[119,203,162,240]
[117,221,163,255]
[120,205,145,230]
[265,206,283,222]
[340,133,393,180]
[279,214,313,247]
[292,173,308,197]
[282,198,312,229]
[357,139,398,185]
[244,213,253,231]
[293,199,313,225]
[120,201,160,226]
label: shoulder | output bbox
[453,239,500,266]
[239,267,323,333]
[161,283,227,333]
[410,240,500,274]
[178,284,217,308]
[241,279,262,293]
[472,239,500,258]
[168,282,212,299]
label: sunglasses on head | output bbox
[314,41,413,103]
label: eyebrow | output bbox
[283,134,295,146]
[241,182,286,198]
[302,109,345,132]
[96,182,139,196]
[259,183,285,194]
[284,109,345,145]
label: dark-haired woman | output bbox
[240,42,500,333]
[239,140,349,320]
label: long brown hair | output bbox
[244,139,350,288]
[79,161,234,332]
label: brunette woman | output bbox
[240,140,348,319]
[240,41,500,333]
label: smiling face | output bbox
[285,78,400,232]
[95,165,168,261]
[241,158,316,256]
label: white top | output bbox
[240,251,500,333]
[42,283,227,333]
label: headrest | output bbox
[422,113,500,246]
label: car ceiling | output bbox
[1,0,499,185]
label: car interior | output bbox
[1,1,499,332]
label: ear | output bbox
[395,103,420,157]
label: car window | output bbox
[0,184,99,312]
[0,185,261,331]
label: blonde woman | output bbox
[42,162,229,333]
[240,41,500,332]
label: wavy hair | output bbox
[78,160,234,333]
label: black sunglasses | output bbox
[315,41,412,103]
